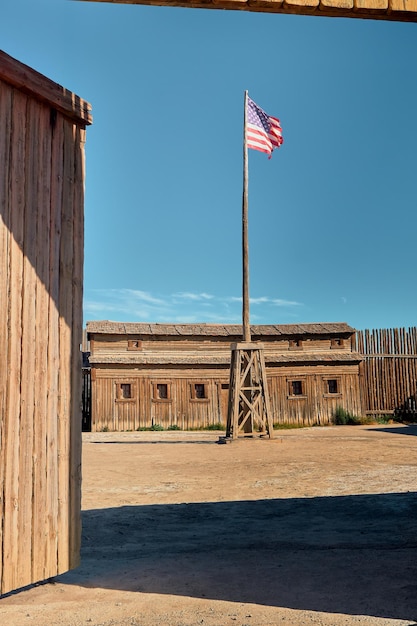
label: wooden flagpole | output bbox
[223,90,274,440]
[242,89,251,343]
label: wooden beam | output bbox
[225,343,274,439]
[0,51,92,126]
[77,0,417,22]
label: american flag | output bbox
[246,96,283,158]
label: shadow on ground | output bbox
[88,439,218,445]
[367,424,417,437]
[60,492,417,621]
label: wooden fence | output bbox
[354,327,417,417]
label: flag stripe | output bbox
[247,124,273,152]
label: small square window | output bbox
[327,379,338,394]
[289,339,303,350]
[116,382,135,401]
[157,383,168,399]
[121,383,132,399]
[191,383,207,399]
[128,339,142,350]
[290,380,304,396]
[331,338,345,349]
[287,379,305,398]
[152,382,171,401]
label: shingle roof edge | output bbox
[86,321,356,337]
[88,351,362,365]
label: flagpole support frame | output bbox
[224,342,274,440]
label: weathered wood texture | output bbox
[79,0,417,22]
[0,50,91,595]
[355,327,417,415]
[226,343,274,438]
[86,322,362,431]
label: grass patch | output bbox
[332,406,362,425]
[187,422,225,431]
[203,422,225,431]
[374,414,393,425]
[273,422,307,430]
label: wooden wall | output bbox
[90,362,361,431]
[0,51,91,595]
[92,367,229,431]
[90,333,354,356]
[268,366,362,426]
[355,327,417,416]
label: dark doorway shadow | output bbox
[368,425,417,437]
[59,492,417,621]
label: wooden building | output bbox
[0,51,92,594]
[86,321,363,432]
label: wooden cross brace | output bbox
[226,342,274,439]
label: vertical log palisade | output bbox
[0,50,92,595]
[355,327,417,416]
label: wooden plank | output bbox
[69,123,85,569]
[31,100,51,584]
[47,110,65,578]
[15,97,37,590]
[285,0,319,9]
[389,0,417,12]
[369,352,376,410]
[401,328,409,397]
[354,0,387,11]
[385,330,391,409]
[57,117,76,573]
[395,329,401,405]
[2,89,26,594]
[39,101,58,581]
[363,354,417,358]
[0,80,13,595]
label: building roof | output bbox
[86,321,355,337]
[88,351,362,366]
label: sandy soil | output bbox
[1,424,417,626]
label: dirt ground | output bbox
[1,424,417,626]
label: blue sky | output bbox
[2,0,417,331]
